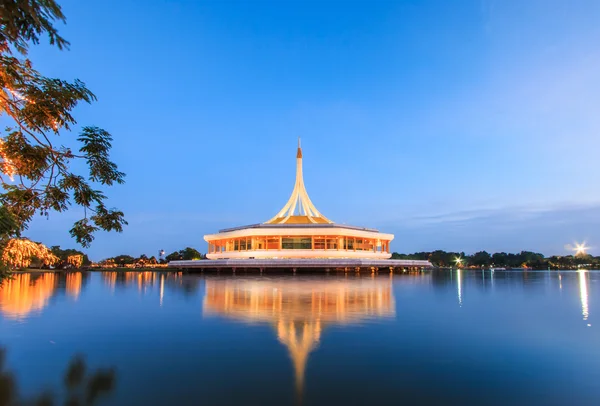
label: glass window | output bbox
[282,237,312,249]
[326,238,337,250]
[344,238,354,250]
[266,238,279,250]
[314,238,325,250]
[234,240,239,251]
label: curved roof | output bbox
[265,139,333,225]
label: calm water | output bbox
[0,270,599,405]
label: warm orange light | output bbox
[0,273,56,319]
[1,238,59,268]
[574,242,589,256]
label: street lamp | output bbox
[574,242,589,256]
[454,256,463,268]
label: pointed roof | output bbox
[265,140,332,224]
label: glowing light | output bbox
[1,238,59,268]
[454,256,463,267]
[574,242,590,256]
[0,273,56,319]
[67,254,83,268]
[579,270,589,321]
[0,139,16,181]
[66,273,82,300]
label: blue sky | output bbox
[22,0,600,259]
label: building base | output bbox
[168,258,432,271]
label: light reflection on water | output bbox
[579,270,589,321]
[0,270,599,406]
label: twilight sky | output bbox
[21,0,600,260]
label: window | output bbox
[326,238,337,250]
[266,238,280,250]
[356,239,364,250]
[282,237,312,249]
[344,238,354,250]
[314,237,325,250]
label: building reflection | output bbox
[203,276,395,398]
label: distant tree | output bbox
[491,252,508,267]
[51,245,90,268]
[165,251,181,262]
[180,247,201,260]
[0,0,126,248]
[469,251,492,267]
[164,247,202,262]
[112,255,135,267]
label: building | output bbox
[204,140,394,260]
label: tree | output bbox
[0,0,126,248]
[112,255,135,267]
[470,251,492,267]
[165,251,181,262]
[1,237,58,268]
[51,245,90,268]
[165,247,202,262]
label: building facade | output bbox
[204,140,394,260]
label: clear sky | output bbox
[23,0,600,260]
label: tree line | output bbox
[99,247,204,267]
[391,250,599,270]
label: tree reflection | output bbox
[0,349,115,406]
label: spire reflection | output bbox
[203,277,395,399]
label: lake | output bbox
[1,270,599,405]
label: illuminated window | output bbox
[266,238,279,250]
[314,237,325,250]
[326,238,337,249]
[282,237,311,249]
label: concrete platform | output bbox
[168,258,432,271]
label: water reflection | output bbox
[579,270,589,321]
[66,272,83,300]
[0,347,116,406]
[457,269,462,306]
[101,271,185,293]
[0,273,56,319]
[203,276,395,398]
[0,272,186,319]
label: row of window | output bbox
[210,237,387,252]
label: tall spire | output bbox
[265,140,332,224]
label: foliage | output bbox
[165,247,203,261]
[0,0,126,248]
[391,250,600,270]
[51,245,90,268]
[1,237,58,268]
[1,347,115,406]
